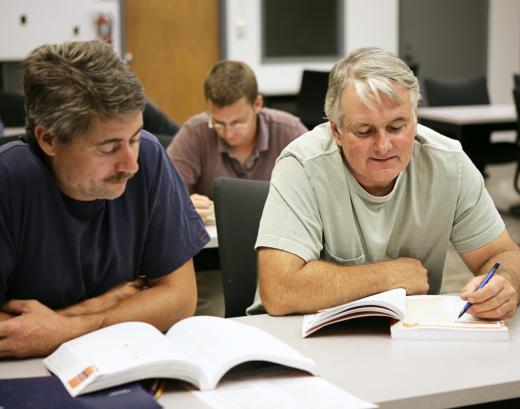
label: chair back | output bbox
[0,91,25,127]
[513,88,520,194]
[423,77,489,107]
[213,177,270,318]
[296,70,329,130]
[513,73,520,90]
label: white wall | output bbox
[487,0,520,104]
[0,0,122,61]
[223,0,398,95]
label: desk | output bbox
[2,126,25,137]
[2,313,519,408]
[204,225,218,249]
[418,104,517,139]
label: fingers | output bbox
[464,274,518,319]
[460,276,482,300]
[191,194,213,220]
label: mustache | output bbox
[104,172,135,183]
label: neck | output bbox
[230,137,256,164]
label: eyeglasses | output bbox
[208,115,249,132]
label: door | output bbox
[125,0,220,124]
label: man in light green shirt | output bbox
[253,47,520,320]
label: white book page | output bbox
[192,367,377,409]
[44,321,190,394]
[166,316,316,389]
[302,288,406,337]
[403,296,505,329]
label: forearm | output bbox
[259,249,428,315]
[59,279,145,316]
[481,249,520,302]
[68,266,196,337]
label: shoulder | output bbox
[260,108,307,132]
[411,124,470,183]
[414,124,463,153]
[0,141,46,182]
[278,122,338,164]
[181,112,210,130]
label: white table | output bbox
[2,126,25,137]
[418,104,517,143]
[204,225,218,249]
[418,104,516,126]
[2,313,520,408]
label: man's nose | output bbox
[116,144,139,173]
[374,130,392,153]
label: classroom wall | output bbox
[487,0,520,104]
[222,0,398,95]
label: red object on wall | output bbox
[96,13,112,43]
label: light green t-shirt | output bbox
[248,123,504,313]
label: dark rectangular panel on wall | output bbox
[399,0,488,81]
[262,0,342,62]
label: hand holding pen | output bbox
[458,262,500,319]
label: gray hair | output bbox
[324,47,420,129]
[23,40,146,144]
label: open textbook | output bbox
[302,289,509,340]
[44,316,317,397]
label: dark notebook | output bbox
[0,376,162,409]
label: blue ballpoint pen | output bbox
[458,261,501,319]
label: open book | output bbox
[302,289,509,341]
[44,316,317,397]
[302,288,406,337]
[390,295,509,340]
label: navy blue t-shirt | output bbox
[0,131,209,308]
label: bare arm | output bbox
[258,247,429,316]
[0,259,197,358]
[459,229,520,319]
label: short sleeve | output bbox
[450,153,505,253]
[167,123,203,193]
[141,140,209,277]
[255,155,323,261]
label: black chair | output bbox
[423,76,518,175]
[513,88,520,195]
[0,91,25,127]
[513,73,520,90]
[296,70,329,130]
[143,100,179,148]
[213,177,270,318]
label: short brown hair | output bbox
[23,40,146,144]
[203,60,258,107]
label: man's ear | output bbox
[330,121,342,147]
[253,95,263,113]
[34,125,58,156]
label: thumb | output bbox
[460,277,480,300]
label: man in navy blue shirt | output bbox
[0,40,209,358]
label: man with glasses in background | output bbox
[167,60,307,221]
[167,60,306,316]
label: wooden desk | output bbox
[2,313,519,408]
[418,104,517,139]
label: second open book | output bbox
[302,288,509,340]
[45,316,317,397]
